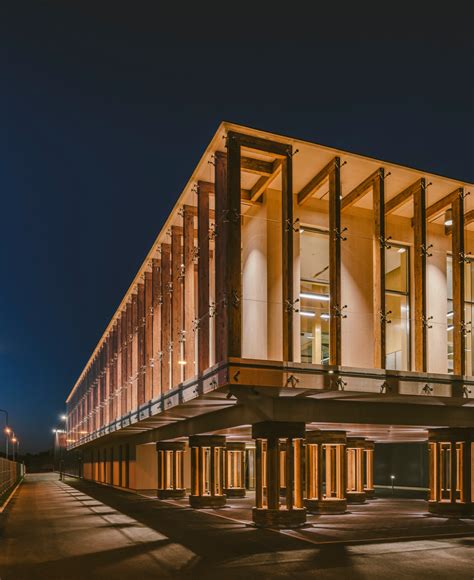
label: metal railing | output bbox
[0,457,24,499]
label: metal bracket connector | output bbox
[285,217,300,232]
[379,381,392,394]
[332,377,347,391]
[333,304,348,319]
[422,383,433,395]
[379,236,392,249]
[460,321,472,337]
[459,251,472,264]
[285,298,300,313]
[286,374,300,388]
[334,227,348,241]
[231,289,241,308]
[380,310,392,324]
[420,244,433,258]
[422,315,433,330]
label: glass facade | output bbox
[385,244,410,370]
[447,255,473,375]
[299,228,330,364]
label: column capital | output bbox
[156,441,186,451]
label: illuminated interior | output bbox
[385,244,410,371]
[224,442,246,496]
[447,256,473,375]
[346,439,366,500]
[299,228,330,364]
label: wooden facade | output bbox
[65,123,474,525]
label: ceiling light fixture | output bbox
[300,292,330,301]
[300,311,316,317]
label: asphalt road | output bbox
[0,473,473,579]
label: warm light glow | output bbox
[390,474,395,479]
[300,292,330,301]
[4,427,11,434]
[444,219,453,226]
[60,414,67,421]
[52,428,57,434]
[320,313,330,320]
[300,311,316,317]
[11,437,17,443]
[178,360,187,365]
[397,247,406,254]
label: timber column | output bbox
[224,442,246,498]
[252,421,306,528]
[156,441,186,499]
[364,440,375,499]
[428,428,473,517]
[305,430,347,514]
[189,435,226,508]
[346,438,366,503]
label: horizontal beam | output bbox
[426,187,463,221]
[385,179,422,214]
[297,158,338,205]
[198,180,255,206]
[341,168,382,211]
[249,159,283,202]
[241,156,274,176]
[227,130,291,158]
[465,209,474,226]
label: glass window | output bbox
[299,228,330,364]
[385,245,410,370]
[447,255,473,375]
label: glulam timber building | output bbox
[66,123,474,526]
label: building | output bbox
[66,122,474,527]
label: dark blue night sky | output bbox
[1,4,472,452]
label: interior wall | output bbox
[242,200,268,360]
[266,189,283,360]
[135,443,157,492]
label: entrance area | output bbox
[145,423,474,527]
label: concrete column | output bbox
[188,435,226,508]
[305,430,347,514]
[156,441,186,499]
[428,428,473,517]
[364,441,375,499]
[252,421,306,528]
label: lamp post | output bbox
[0,409,9,459]
[53,414,68,478]
[11,435,18,461]
[390,474,395,496]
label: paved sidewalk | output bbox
[0,473,473,579]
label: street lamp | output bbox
[11,435,18,461]
[390,474,395,495]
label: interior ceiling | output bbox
[210,422,429,443]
